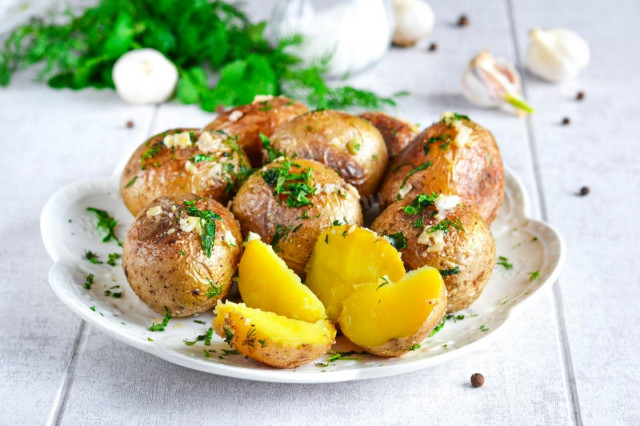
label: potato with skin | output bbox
[231,158,363,277]
[204,96,308,167]
[359,111,419,158]
[371,193,495,312]
[122,194,242,317]
[305,225,405,322]
[213,301,336,369]
[380,112,504,223]
[238,239,327,322]
[267,110,388,197]
[338,266,447,357]
[120,128,250,216]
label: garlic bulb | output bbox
[392,0,435,47]
[527,28,590,82]
[112,48,178,105]
[461,50,534,115]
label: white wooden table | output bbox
[1,0,639,424]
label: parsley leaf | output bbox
[149,307,171,332]
[86,207,121,246]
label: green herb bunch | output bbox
[0,0,399,110]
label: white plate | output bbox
[41,168,565,383]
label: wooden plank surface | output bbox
[0,0,637,424]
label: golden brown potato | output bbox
[213,301,336,369]
[120,129,250,216]
[380,112,504,223]
[371,193,495,312]
[359,111,418,158]
[338,266,447,357]
[231,158,363,277]
[122,194,242,317]
[267,110,388,198]
[204,96,308,167]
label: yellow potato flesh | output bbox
[214,301,335,347]
[305,226,406,321]
[339,266,445,348]
[238,240,326,322]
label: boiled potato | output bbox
[120,128,250,216]
[213,301,336,369]
[359,111,418,158]
[267,110,388,197]
[338,266,447,357]
[380,112,504,223]
[371,192,495,312]
[231,158,363,277]
[122,194,242,317]
[305,225,405,322]
[204,96,308,167]
[239,239,326,322]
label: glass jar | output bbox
[270,0,394,78]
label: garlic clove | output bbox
[112,48,178,105]
[461,50,534,115]
[392,0,435,47]
[527,28,590,83]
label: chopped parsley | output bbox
[206,279,222,299]
[140,142,164,169]
[84,250,102,264]
[479,324,489,332]
[426,218,464,234]
[184,200,221,257]
[423,136,449,155]
[529,270,540,282]
[272,224,293,250]
[327,351,364,362]
[106,252,121,267]
[442,112,470,124]
[184,328,214,346]
[262,160,316,207]
[439,266,461,276]
[428,317,446,337]
[203,349,210,358]
[403,192,439,216]
[149,307,171,332]
[391,162,411,173]
[258,339,267,347]
[497,256,513,270]
[83,274,94,289]
[223,326,234,344]
[409,344,421,351]
[86,207,122,246]
[386,231,407,250]
[193,319,206,325]
[190,153,216,163]
[89,305,96,312]
[376,275,390,290]
[260,133,284,162]
[398,161,432,195]
[296,210,311,220]
[245,326,257,347]
[125,176,138,188]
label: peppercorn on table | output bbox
[1,0,639,424]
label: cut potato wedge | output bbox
[238,240,327,322]
[305,225,406,322]
[213,301,336,369]
[338,266,447,357]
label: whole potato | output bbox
[231,158,363,277]
[359,111,418,158]
[380,112,504,223]
[371,193,495,312]
[120,128,250,216]
[122,194,242,317]
[267,110,388,198]
[204,96,308,167]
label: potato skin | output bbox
[371,200,495,313]
[380,118,504,223]
[268,110,388,197]
[231,158,363,277]
[212,306,335,369]
[359,112,418,158]
[365,284,446,357]
[122,194,242,317]
[120,128,250,216]
[204,96,308,167]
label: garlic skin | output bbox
[461,50,534,115]
[112,48,178,105]
[527,28,590,83]
[392,0,435,47]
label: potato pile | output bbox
[119,95,504,368]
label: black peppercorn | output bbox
[470,373,484,387]
[578,186,590,196]
[458,15,469,27]
[126,120,134,128]
[576,91,585,101]
[562,117,570,125]
[428,43,438,52]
